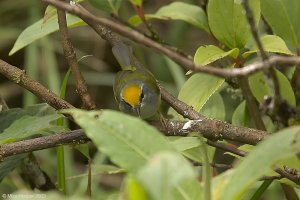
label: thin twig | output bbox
[206,141,246,157]
[57,1,96,109]
[42,0,300,78]
[242,0,281,114]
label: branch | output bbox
[0,130,88,159]
[153,119,267,145]
[57,1,96,109]
[0,128,298,184]
[0,59,73,110]
[42,0,300,78]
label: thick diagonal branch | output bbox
[0,59,73,109]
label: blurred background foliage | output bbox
[0,0,286,199]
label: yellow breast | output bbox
[122,84,142,107]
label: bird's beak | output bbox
[135,107,141,118]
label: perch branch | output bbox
[42,0,300,78]
[57,1,96,109]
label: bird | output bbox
[112,42,161,119]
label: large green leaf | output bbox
[136,151,200,200]
[9,14,85,55]
[207,0,260,49]
[177,47,226,113]
[65,109,174,172]
[248,69,296,106]
[261,0,300,47]
[243,35,294,58]
[128,2,209,32]
[88,0,123,14]
[194,45,239,66]
[220,126,300,200]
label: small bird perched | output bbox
[112,42,161,119]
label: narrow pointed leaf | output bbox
[10,14,84,55]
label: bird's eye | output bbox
[140,91,144,101]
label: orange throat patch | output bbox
[122,84,142,107]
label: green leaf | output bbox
[170,137,201,152]
[128,2,209,32]
[136,151,198,200]
[0,114,66,144]
[211,170,233,200]
[194,45,239,66]
[0,103,57,132]
[88,0,123,14]
[169,137,215,163]
[126,176,149,200]
[249,69,296,106]
[9,14,85,55]
[232,101,250,127]
[201,92,225,120]
[220,126,300,200]
[0,154,28,182]
[243,35,294,58]
[64,109,174,172]
[172,179,203,200]
[261,0,300,47]
[207,0,260,49]
[177,46,225,114]
[178,74,224,113]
